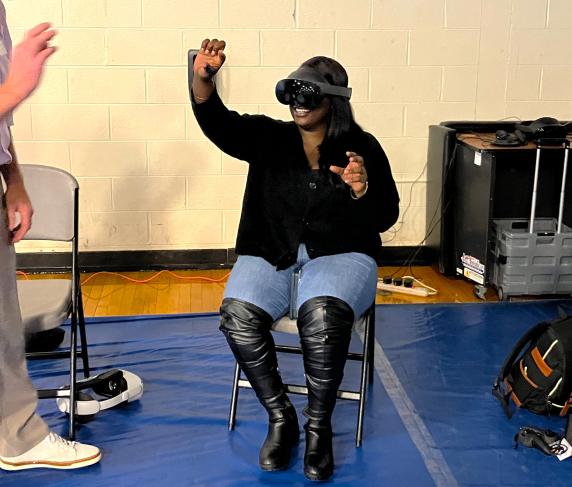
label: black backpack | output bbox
[493,315,572,419]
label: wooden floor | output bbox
[19,266,497,317]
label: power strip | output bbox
[376,282,430,297]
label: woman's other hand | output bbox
[194,38,226,80]
[330,152,368,198]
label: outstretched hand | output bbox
[4,23,57,105]
[330,152,368,198]
[194,38,226,80]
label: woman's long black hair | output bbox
[299,56,365,178]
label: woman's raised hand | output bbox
[194,38,226,80]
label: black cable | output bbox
[383,160,428,244]
[389,144,458,278]
[396,197,453,280]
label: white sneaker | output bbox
[0,432,101,471]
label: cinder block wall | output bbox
[6,0,572,253]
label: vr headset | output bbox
[56,369,144,418]
[275,66,352,110]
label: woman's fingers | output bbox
[345,161,363,172]
[203,39,226,55]
[200,39,226,54]
[206,38,218,52]
[343,162,367,179]
[344,153,367,182]
[344,173,367,183]
[346,151,363,164]
[330,165,367,186]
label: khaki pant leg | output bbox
[0,198,48,457]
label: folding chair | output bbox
[17,164,90,440]
[227,271,376,447]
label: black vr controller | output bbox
[493,128,526,146]
[514,426,567,456]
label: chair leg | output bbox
[356,310,372,447]
[68,308,79,440]
[228,361,241,431]
[78,292,91,378]
[368,307,375,384]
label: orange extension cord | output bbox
[16,269,230,305]
[16,269,231,285]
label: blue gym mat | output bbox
[3,300,572,486]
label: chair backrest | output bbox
[19,164,78,242]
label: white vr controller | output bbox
[56,369,144,417]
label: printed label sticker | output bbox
[461,253,485,275]
[463,267,485,285]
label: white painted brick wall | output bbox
[261,31,334,66]
[150,210,223,245]
[69,68,146,104]
[62,0,142,27]
[142,0,219,29]
[110,105,186,140]
[298,0,371,29]
[70,142,148,177]
[3,0,571,251]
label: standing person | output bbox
[0,3,101,471]
[192,39,399,481]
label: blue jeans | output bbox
[224,244,378,321]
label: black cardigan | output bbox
[193,91,400,270]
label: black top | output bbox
[193,91,400,270]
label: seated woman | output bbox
[192,38,399,482]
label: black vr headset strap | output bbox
[318,83,352,99]
[493,321,551,417]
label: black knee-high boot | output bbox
[297,296,354,482]
[220,298,299,471]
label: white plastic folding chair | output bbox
[17,164,90,440]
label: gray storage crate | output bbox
[490,140,571,300]
[490,218,572,299]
